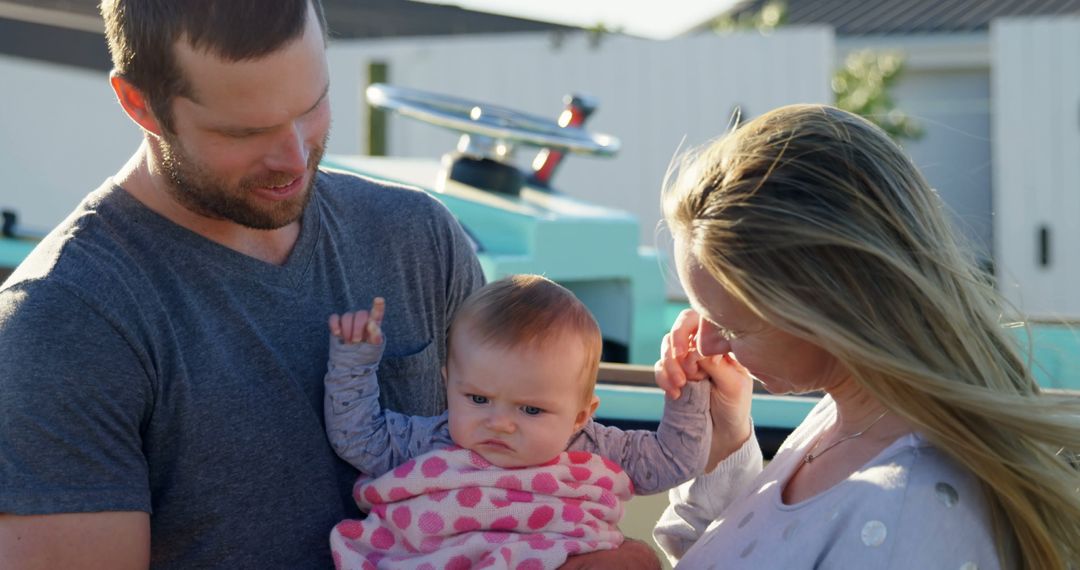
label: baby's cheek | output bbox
[446,414,469,447]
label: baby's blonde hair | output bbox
[664,104,1080,569]
[449,275,602,403]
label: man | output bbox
[0,1,484,567]
[0,1,661,567]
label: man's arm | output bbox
[0,283,154,565]
[0,512,150,569]
[558,538,661,570]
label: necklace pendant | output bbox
[803,453,815,464]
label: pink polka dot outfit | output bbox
[330,446,631,569]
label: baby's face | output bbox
[445,330,597,468]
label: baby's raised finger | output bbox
[369,297,385,326]
[670,309,701,357]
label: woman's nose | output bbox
[695,320,732,357]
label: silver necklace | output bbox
[803,410,889,464]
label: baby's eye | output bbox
[521,406,543,416]
[468,394,489,405]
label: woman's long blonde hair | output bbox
[664,104,1080,569]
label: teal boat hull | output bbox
[593,383,817,458]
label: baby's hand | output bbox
[329,297,385,345]
[654,308,712,400]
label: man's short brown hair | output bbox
[449,275,603,402]
[100,0,327,133]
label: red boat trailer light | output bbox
[528,94,597,188]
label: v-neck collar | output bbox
[104,175,323,290]
[769,398,927,511]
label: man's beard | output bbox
[156,133,326,230]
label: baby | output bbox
[324,274,711,569]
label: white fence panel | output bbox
[992,17,1080,319]
[327,29,833,246]
[0,56,141,233]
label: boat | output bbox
[325,84,829,457]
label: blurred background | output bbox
[3,0,1079,319]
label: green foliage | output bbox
[832,49,923,142]
[711,0,788,33]
[585,21,623,49]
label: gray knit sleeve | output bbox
[568,379,712,495]
[323,337,454,478]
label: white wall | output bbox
[840,34,994,261]
[992,16,1080,319]
[892,68,993,260]
[326,29,834,247]
[2,29,833,242]
[0,55,141,234]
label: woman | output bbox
[653,104,1080,569]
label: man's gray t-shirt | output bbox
[0,169,484,568]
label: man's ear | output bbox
[110,72,164,137]
[441,365,448,383]
[573,395,600,432]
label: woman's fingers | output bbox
[698,353,754,428]
[697,353,755,469]
[699,353,752,398]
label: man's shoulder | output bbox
[1,184,148,308]
[313,168,470,251]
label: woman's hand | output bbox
[699,353,754,470]
[655,308,753,470]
